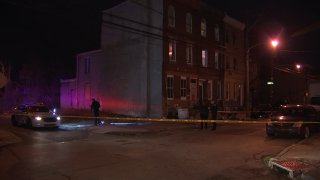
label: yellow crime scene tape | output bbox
[59,115,320,124]
[1,112,320,124]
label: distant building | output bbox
[60,0,246,117]
[223,15,246,110]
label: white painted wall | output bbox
[60,79,76,109]
[76,50,104,110]
[97,0,163,117]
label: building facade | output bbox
[60,0,246,118]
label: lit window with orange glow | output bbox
[169,40,176,61]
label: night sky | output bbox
[1,0,320,78]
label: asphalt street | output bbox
[1,116,310,180]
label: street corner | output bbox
[268,158,318,179]
[0,130,22,147]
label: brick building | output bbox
[60,0,246,118]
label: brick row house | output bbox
[60,0,246,118]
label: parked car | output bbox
[266,105,320,138]
[251,104,273,119]
[11,103,61,128]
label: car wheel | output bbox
[26,119,33,128]
[300,126,310,139]
[11,116,17,126]
[266,132,274,137]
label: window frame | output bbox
[201,49,208,67]
[168,5,175,28]
[166,75,174,100]
[217,80,222,100]
[214,51,219,70]
[84,57,91,74]
[201,18,207,37]
[208,80,212,100]
[180,77,187,100]
[186,13,193,33]
[186,43,193,65]
[214,24,220,42]
[168,40,176,62]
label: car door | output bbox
[15,105,29,124]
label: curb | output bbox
[268,158,311,179]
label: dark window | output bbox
[84,57,91,74]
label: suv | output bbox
[11,103,61,128]
[266,105,320,138]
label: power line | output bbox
[102,9,227,49]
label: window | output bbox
[168,5,175,28]
[215,51,219,69]
[233,58,237,70]
[167,75,174,99]
[232,32,237,45]
[226,82,230,100]
[217,81,222,99]
[180,77,187,100]
[201,19,206,37]
[201,49,208,67]
[84,57,90,74]
[186,13,192,33]
[234,83,237,99]
[84,83,91,102]
[225,55,230,69]
[214,24,220,42]
[168,40,176,61]
[208,80,212,100]
[186,44,193,64]
[225,29,229,43]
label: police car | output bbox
[11,103,61,128]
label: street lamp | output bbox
[245,39,279,116]
[271,40,279,48]
[294,63,309,103]
[269,39,279,105]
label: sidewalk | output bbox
[267,135,320,179]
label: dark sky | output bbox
[1,0,320,77]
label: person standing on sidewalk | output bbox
[91,98,101,126]
[199,101,209,129]
[209,101,218,130]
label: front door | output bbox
[199,80,207,101]
[190,78,197,101]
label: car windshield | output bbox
[28,106,50,112]
[277,107,306,117]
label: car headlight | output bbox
[35,116,42,121]
[56,116,61,121]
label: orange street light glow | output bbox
[296,64,301,70]
[271,40,278,48]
